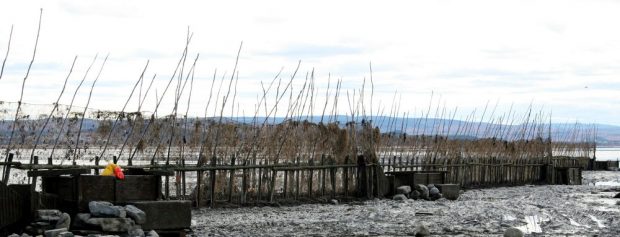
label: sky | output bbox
[0,0,619,125]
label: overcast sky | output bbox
[0,0,619,125]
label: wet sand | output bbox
[191,171,620,236]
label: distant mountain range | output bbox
[2,115,619,145]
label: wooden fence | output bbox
[1,154,590,207]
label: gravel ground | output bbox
[191,171,620,236]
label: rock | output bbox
[415,184,430,200]
[415,224,430,236]
[504,227,524,237]
[95,218,135,232]
[124,205,147,224]
[427,184,435,190]
[73,213,93,228]
[127,227,145,237]
[44,228,67,237]
[8,234,20,237]
[330,199,339,205]
[614,193,620,198]
[89,201,126,218]
[146,230,159,237]
[410,190,421,200]
[393,194,407,201]
[37,209,62,222]
[396,185,412,195]
[55,213,71,229]
[58,231,74,237]
[429,187,441,200]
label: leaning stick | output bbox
[0,24,13,81]
[75,54,109,165]
[30,56,77,160]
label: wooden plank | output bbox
[27,168,90,177]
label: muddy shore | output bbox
[191,171,620,236]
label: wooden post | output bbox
[321,154,326,197]
[269,168,277,203]
[295,157,300,200]
[283,163,289,199]
[31,156,39,192]
[257,160,263,204]
[228,156,236,203]
[343,156,350,199]
[182,159,187,197]
[330,157,336,199]
[308,158,314,197]
[241,160,247,204]
[2,153,14,183]
[94,156,100,175]
[196,170,202,207]
[210,156,216,208]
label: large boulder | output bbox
[415,184,430,200]
[125,205,147,224]
[504,227,524,237]
[89,201,126,218]
[396,186,412,195]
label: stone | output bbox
[55,213,71,229]
[393,194,407,201]
[504,227,524,237]
[146,230,159,237]
[436,184,461,200]
[429,187,440,195]
[410,190,421,200]
[37,209,62,222]
[95,218,135,232]
[415,184,430,200]
[58,231,74,237]
[614,193,620,198]
[127,227,145,237]
[89,201,126,218]
[427,184,436,190]
[73,213,93,228]
[124,205,147,224]
[44,228,68,237]
[415,224,430,236]
[330,199,339,205]
[396,185,412,195]
[8,234,20,237]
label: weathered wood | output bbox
[283,163,289,199]
[27,168,90,177]
[228,156,235,203]
[308,159,314,197]
[329,157,336,199]
[209,156,216,208]
[343,156,349,198]
[320,155,326,197]
[257,161,263,203]
[2,153,14,183]
[241,160,247,204]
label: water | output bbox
[594,147,620,161]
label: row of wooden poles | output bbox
[1,153,588,208]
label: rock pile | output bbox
[393,184,459,201]
[11,201,158,237]
[72,201,156,237]
[21,209,72,236]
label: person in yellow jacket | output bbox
[101,161,125,179]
